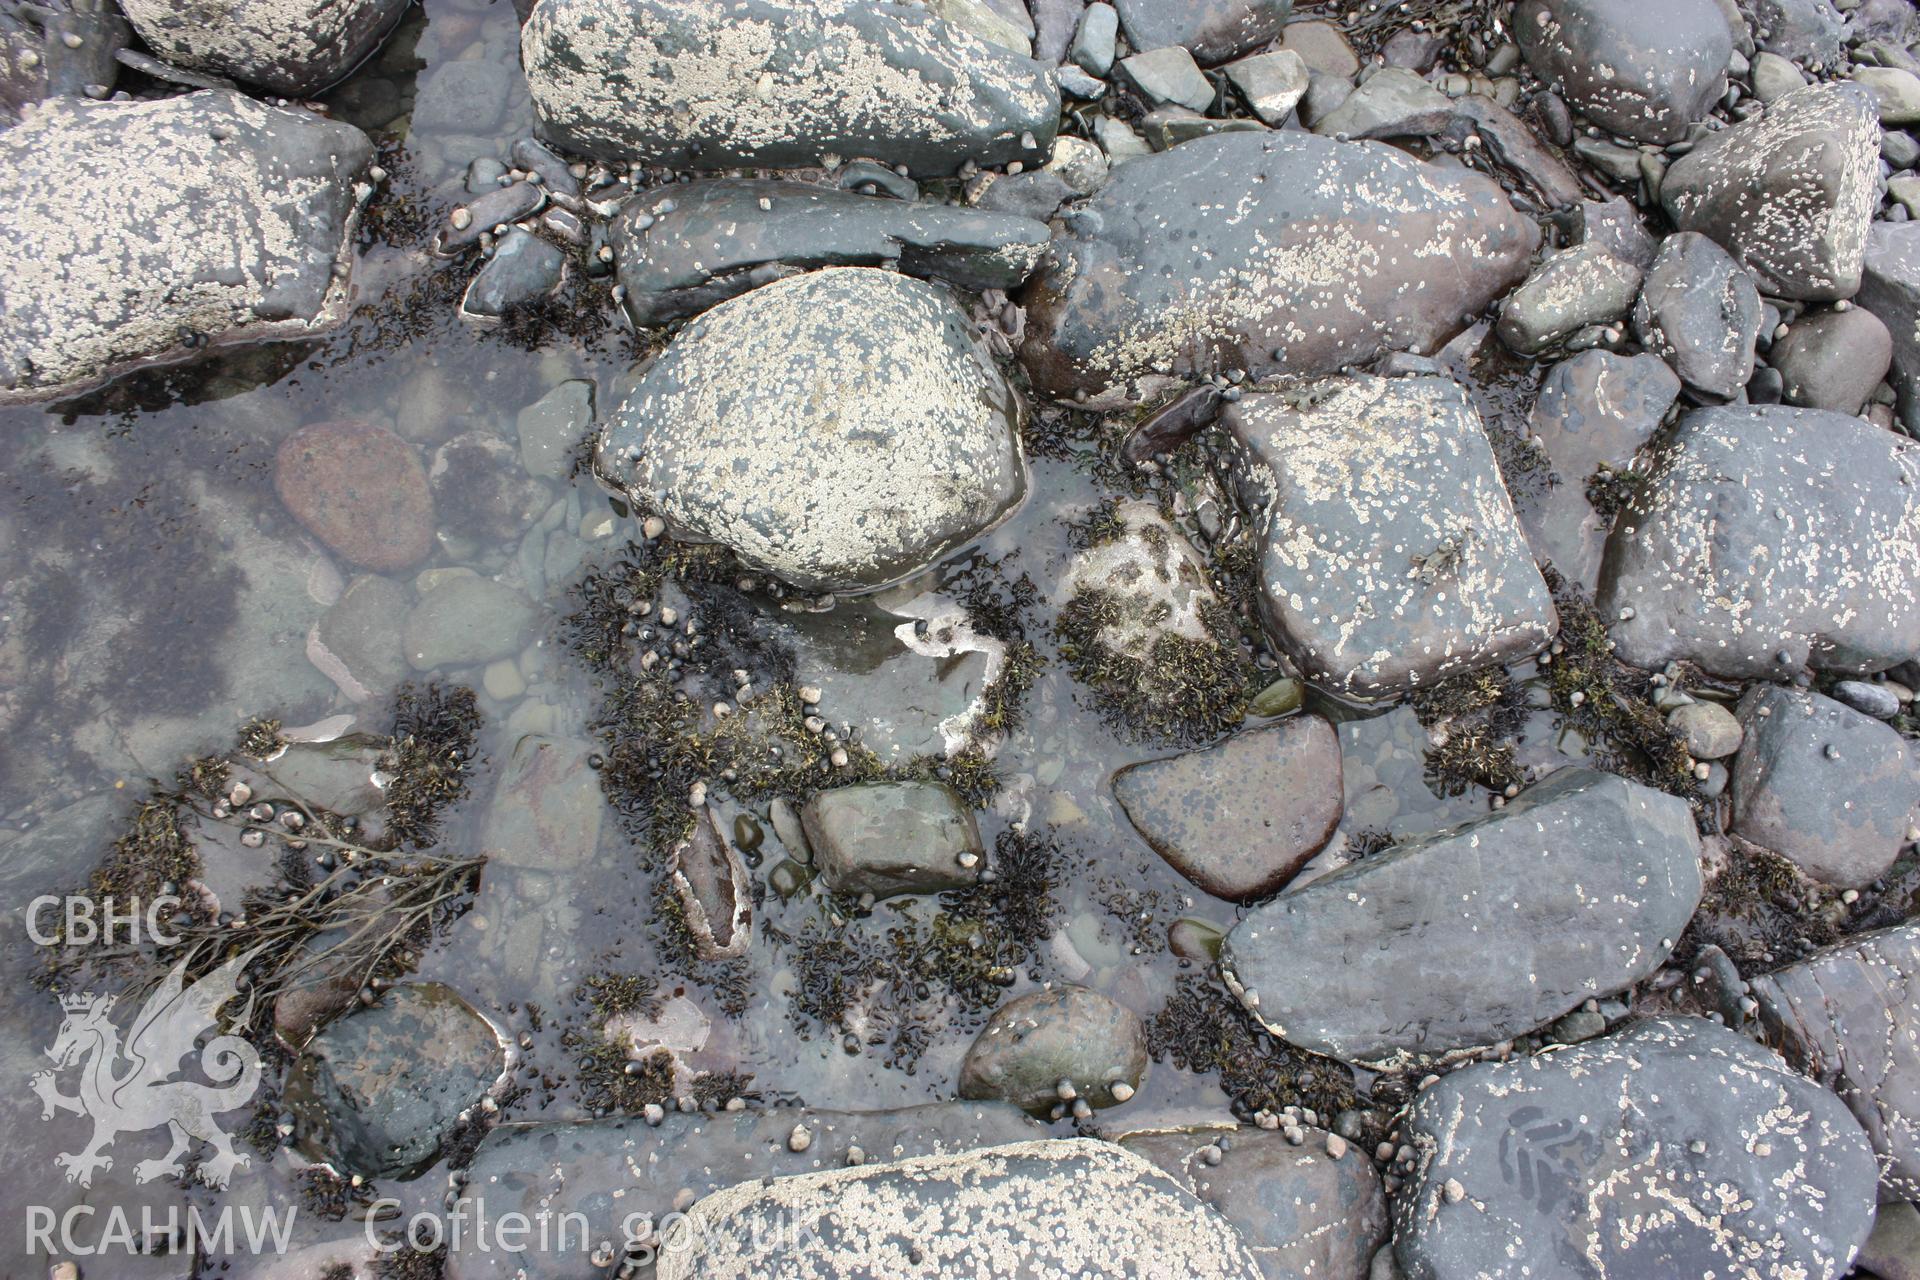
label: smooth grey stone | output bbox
[1497,242,1643,355]
[609,178,1049,325]
[1139,107,1266,150]
[461,228,565,319]
[1299,69,1353,126]
[835,157,917,200]
[1730,684,1919,887]
[1749,0,1849,70]
[1858,219,1920,427]
[286,984,504,1179]
[516,379,594,481]
[1596,404,1920,677]
[958,987,1148,1112]
[410,58,515,138]
[522,0,1059,176]
[1857,1200,1920,1280]
[445,1105,1047,1280]
[402,576,541,670]
[1393,1018,1880,1280]
[1832,678,1903,719]
[1750,922,1920,1199]
[1669,699,1743,759]
[121,0,406,97]
[1118,45,1215,111]
[1661,82,1881,301]
[1749,49,1807,103]
[1632,231,1762,401]
[1031,0,1084,63]
[974,168,1078,219]
[479,735,604,872]
[1071,1,1118,75]
[509,134,580,196]
[1772,305,1893,413]
[313,574,411,702]
[1886,127,1920,168]
[1571,134,1643,184]
[0,92,370,406]
[1020,131,1538,398]
[1853,0,1918,46]
[1113,716,1342,902]
[1123,1125,1389,1280]
[1515,0,1731,142]
[435,181,545,255]
[1379,26,1445,72]
[1220,769,1702,1068]
[597,268,1025,592]
[1858,66,1920,126]
[1311,65,1453,139]
[1218,375,1555,702]
[1223,48,1310,125]
[1114,0,1292,65]
[1278,18,1359,80]
[466,156,507,194]
[801,780,983,897]
[1058,62,1107,98]
[658,1140,1264,1280]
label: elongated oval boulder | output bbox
[1019,131,1538,400]
[1114,0,1293,65]
[0,92,370,405]
[597,268,1027,592]
[1661,81,1880,301]
[1515,0,1732,143]
[657,1139,1266,1280]
[522,0,1059,176]
[120,0,409,97]
[1219,768,1703,1068]
[1596,405,1920,677]
[958,987,1148,1113]
[1394,1017,1880,1280]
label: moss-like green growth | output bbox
[1414,669,1528,798]
[234,717,286,760]
[579,971,664,1023]
[1055,588,1253,744]
[1681,842,1840,970]
[1147,974,1358,1126]
[382,683,483,851]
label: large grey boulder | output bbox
[597,268,1026,592]
[1219,769,1703,1068]
[446,1104,1046,1280]
[1514,0,1732,143]
[1394,1018,1881,1280]
[1597,405,1920,677]
[611,179,1050,326]
[657,1139,1266,1279]
[1730,685,1919,887]
[1218,375,1555,702]
[1631,231,1762,402]
[1858,220,1920,430]
[1114,0,1291,64]
[1750,0,1850,71]
[120,0,408,97]
[1019,131,1538,399]
[1750,922,1920,1198]
[1660,82,1880,301]
[0,92,370,406]
[521,0,1059,176]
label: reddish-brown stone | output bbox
[276,420,433,572]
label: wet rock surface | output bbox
[1630,231,1762,401]
[959,986,1148,1113]
[0,91,370,404]
[276,421,434,573]
[120,0,408,97]
[598,268,1026,592]
[801,780,984,898]
[1115,0,1291,65]
[1019,131,1538,399]
[1220,769,1703,1067]
[1112,716,1342,902]
[1859,219,1920,428]
[1772,304,1894,413]
[1514,0,1732,143]
[1395,1017,1881,1280]
[1220,375,1556,701]
[1496,241,1643,355]
[1598,404,1920,677]
[521,0,1059,176]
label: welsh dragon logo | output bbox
[32,952,262,1189]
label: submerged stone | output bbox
[120,0,408,97]
[598,268,1026,593]
[521,0,1059,176]
[402,576,542,670]
[669,806,752,959]
[276,421,434,574]
[801,780,983,898]
[479,735,604,872]
[1394,1017,1880,1280]
[958,986,1149,1113]
[1597,405,1920,677]
[1019,132,1537,400]
[1219,768,1703,1067]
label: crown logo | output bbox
[60,993,99,1012]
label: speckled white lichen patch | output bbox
[1514,0,1731,144]
[0,91,371,405]
[598,267,1026,592]
[656,1138,1266,1279]
[119,0,408,95]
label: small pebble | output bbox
[787,1123,812,1152]
[1444,1178,1466,1204]
[1326,1134,1348,1159]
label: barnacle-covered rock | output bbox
[0,91,370,405]
[1394,1017,1879,1280]
[521,0,1059,176]
[120,0,408,97]
[1514,0,1732,143]
[1019,132,1538,400]
[1114,0,1292,65]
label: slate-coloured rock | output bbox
[276,421,434,573]
[598,268,1026,592]
[801,780,983,898]
[1019,132,1538,399]
[1219,769,1702,1067]
[1224,49,1309,125]
[0,92,370,405]
[658,1140,1264,1279]
[446,1104,1045,1280]
[521,0,1059,176]
[286,984,504,1179]
[1496,242,1643,356]
[1772,305,1893,414]
[1858,220,1920,430]
[1631,231,1762,402]
[403,576,542,670]
[1514,0,1732,143]
[1312,66,1454,140]
[1750,0,1849,70]
[1112,716,1343,902]
[959,986,1148,1113]
[610,178,1050,326]
[1730,685,1919,887]
[1750,922,1920,1198]
[1219,375,1555,702]
[121,0,408,97]
[1597,405,1920,677]
[1394,1017,1880,1280]
[1661,82,1880,301]
[1114,0,1291,64]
